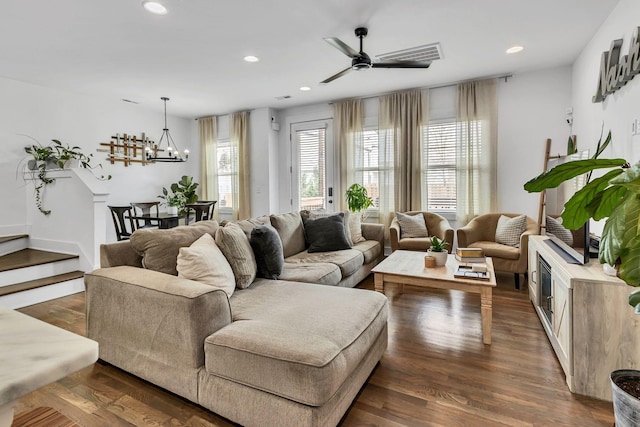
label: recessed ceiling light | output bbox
[142,1,167,15]
[244,55,260,63]
[506,45,524,54]
[300,86,311,92]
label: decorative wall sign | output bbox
[593,26,640,103]
[97,133,157,166]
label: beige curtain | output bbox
[456,78,498,224]
[199,116,219,220]
[333,99,363,211]
[378,89,425,232]
[231,111,251,219]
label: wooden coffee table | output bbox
[372,250,497,344]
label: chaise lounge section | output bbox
[86,215,387,426]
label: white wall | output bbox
[497,67,573,219]
[0,76,197,243]
[571,0,640,163]
[249,107,280,217]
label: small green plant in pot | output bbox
[427,236,449,266]
[345,183,374,216]
[158,175,199,214]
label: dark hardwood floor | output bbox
[15,273,614,426]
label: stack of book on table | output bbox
[455,248,486,263]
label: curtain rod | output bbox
[328,73,513,105]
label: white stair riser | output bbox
[0,278,85,309]
[0,238,29,257]
[0,258,79,288]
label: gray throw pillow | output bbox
[495,214,527,247]
[250,224,284,279]
[303,213,351,253]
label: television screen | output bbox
[543,150,590,264]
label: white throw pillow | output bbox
[546,216,574,247]
[349,213,366,244]
[396,212,428,239]
[495,215,527,247]
[177,233,235,297]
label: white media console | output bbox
[528,235,640,401]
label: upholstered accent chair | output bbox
[390,211,454,253]
[456,213,538,289]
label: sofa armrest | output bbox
[517,221,540,272]
[456,219,484,248]
[389,218,401,251]
[100,240,142,268]
[362,222,384,247]
[85,266,232,371]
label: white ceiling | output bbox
[0,0,620,118]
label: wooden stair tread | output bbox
[0,234,28,244]
[0,249,78,273]
[0,271,84,297]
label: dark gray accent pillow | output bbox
[303,213,351,253]
[250,224,284,279]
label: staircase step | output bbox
[0,234,29,257]
[0,271,84,297]
[0,234,28,244]
[0,248,78,273]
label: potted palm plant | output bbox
[524,130,640,427]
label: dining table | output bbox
[127,212,184,229]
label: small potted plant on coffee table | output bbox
[427,236,449,266]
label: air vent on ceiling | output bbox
[376,42,443,63]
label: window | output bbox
[421,119,484,214]
[216,139,235,209]
[354,129,382,209]
[422,121,457,212]
[294,127,327,210]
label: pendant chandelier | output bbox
[146,97,189,162]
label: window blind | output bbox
[296,128,326,211]
[423,122,457,211]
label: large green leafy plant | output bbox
[159,175,199,213]
[345,183,374,213]
[523,131,640,310]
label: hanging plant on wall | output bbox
[18,137,111,215]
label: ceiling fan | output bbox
[320,27,431,84]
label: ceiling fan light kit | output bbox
[321,27,431,84]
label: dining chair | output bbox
[108,206,137,241]
[184,201,216,225]
[130,201,160,229]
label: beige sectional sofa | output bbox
[85,212,387,427]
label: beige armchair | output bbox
[457,213,538,289]
[390,211,454,253]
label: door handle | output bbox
[547,295,554,314]
[328,187,333,197]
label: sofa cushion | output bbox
[285,249,364,278]
[352,240,382,264]
[205,280,388,406]
[177,233,236,297]
[495,214,526,247]
[130,221,219,276]
[279,263,341,286]
[469,241,520,260]
[215,222,257,289]
[303,213,351,253]
[396,212,428,238]
[270,212,307,258]
[250,224,284,279]
[234,215,271,238]
[397,237,431,251]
